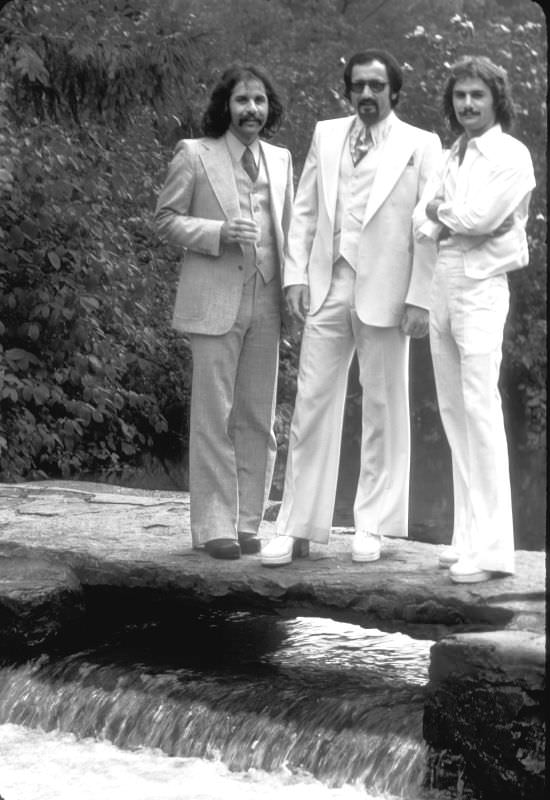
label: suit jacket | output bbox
[284,114,442,327]
[155,136,294,335]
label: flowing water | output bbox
[0,613,449,800]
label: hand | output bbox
[425,196,444,224]
[400,305,429,338]
[285,284,310,324]
[220,217,259,245]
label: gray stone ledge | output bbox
[0,481,545,645]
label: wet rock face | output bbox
[0,546,85,654]
[423,631,546,800]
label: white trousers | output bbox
[189,274,280,546]
[430,246,514,573]
[277,260,410,543]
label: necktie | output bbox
[351,127,372,166]
[241,146,258,182]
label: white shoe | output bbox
[438,546,460,568]
[449,557,491,584]
[261,535,309,567]
[352,531,381,563]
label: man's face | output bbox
[452,77,496,139]
[349,60,393,127]
[228,78,269,144]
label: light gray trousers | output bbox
[188,274,280,546]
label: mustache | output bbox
[239,114,263,124]
[359,100,378,109]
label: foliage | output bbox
[1,0,204,125]
[0,0,200,479]
[0,107,192,478]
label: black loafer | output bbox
[204,538,241,560]
[238,531,261,555]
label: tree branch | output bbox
[362,0,394,22]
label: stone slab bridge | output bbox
[0,481,546,799]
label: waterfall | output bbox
[0,615,435,799]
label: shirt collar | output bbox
[224,129,261,163]
[352,110,395,147]
[452,123,503,159]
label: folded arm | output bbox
[437,150,535,236]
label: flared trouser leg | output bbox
[189,275,280,546]
[429,248,514,574]
[276,262,356,543]
[353,321,410,538]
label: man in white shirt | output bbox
[155,65,293,559]
[261,50,441,566]
[413,56,535,583]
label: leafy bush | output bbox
[0,111,191,479]
[0,0,205,481]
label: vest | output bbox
[235,152,279,284]
[334,136,383,270]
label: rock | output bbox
[0,481,545,641]
[0,543,85,654]
[423,631,546,800]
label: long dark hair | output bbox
[443,56,516,134]
[343,49,403,107]
[201,63,284,139]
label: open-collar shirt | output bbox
[413,123,535,277]
[421,124,535,239]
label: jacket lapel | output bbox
[198,138,241,221]
[363,117,416,227]
[321,116,355,224]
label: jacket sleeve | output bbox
[405,131,443,309]
[283,125,320,287]
[412,149,449,241]
[154,140,224,257]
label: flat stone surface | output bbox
[428,629,546,682]
[0,481,545,639]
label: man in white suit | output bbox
[155,64,293,559]
[261,50,441,566]
[414,56,535,583]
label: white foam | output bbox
[0,723,392,800]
